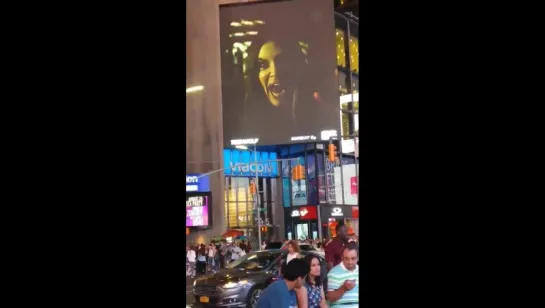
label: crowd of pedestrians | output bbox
[257,223,360,308]
[186,240,251,278]
[186,224,360,307]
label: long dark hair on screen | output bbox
[240,32,316,132]
[303,254,322,287]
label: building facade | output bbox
[186,0,360,247]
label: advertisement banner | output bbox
[317,153,326,203]
[307,154,319,205]
[292,156,307,206]
[224,149,279,177]
[334,164,358,205]
[186,192,212,227]
[282,178,290,207]
[186,174,210,192]
[219,0,339,146]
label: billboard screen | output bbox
[220,0,339,146]
[334,164,358,205]
[186,192,212,227]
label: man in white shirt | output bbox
[208,244,217,271]
[230,243,242,261]
[186,245,197,278]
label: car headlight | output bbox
[222,280,249,289]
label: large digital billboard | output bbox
[220,0,339,146]
[186,192,212,228]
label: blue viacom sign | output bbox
[186,174,210,192]
[223,149,279,177]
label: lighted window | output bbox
[349,36,359,73]
[336,29,346,68]
[341,102,358,139]
[225,177,254,228]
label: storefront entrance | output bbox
[285,206,319,240]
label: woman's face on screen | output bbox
[257,41,305,108]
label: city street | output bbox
[185,272,213,307]
[185,275,197,307]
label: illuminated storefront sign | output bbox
[290,206,317,220]
[186,174,210,192]
[321,205,353,221]
[331,207,344,216]
[224,149,279,177]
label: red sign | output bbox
[291,206,317,220]
[352,206,359,218]
[350,176,358,195]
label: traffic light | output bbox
[261,226,268,232]
[291,164,305,180]
[328,144,337,162]
[297,164,305,180]
[249,182,256,194]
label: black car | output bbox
[192,250,326,308]
[264,242,284,250]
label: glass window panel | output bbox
[349,36,359,73]
[338,71,348,95]
[336,29,346,68]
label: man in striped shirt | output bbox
[326,242,359,307]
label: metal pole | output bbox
[346,16,356,138]
[337,138,346,205]
[354,137,359,199]
[255,146,261,249]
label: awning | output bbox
[222,229,244,238]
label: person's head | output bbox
[303,254,322,286]
[316,242,322,249]
[282,258,310,290]
[287,240,300,254]
[255,38,307,109]
[342,242,359,271]
[336,223,349,241]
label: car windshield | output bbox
[227,251,282,271]
[299,244,317,251]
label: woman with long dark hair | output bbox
[295,254,328,308]
[197,244,207,275]
[236,32,328,142]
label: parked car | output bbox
[192,250,326,308]
[264,242,285,250]
[298,243,325,257]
